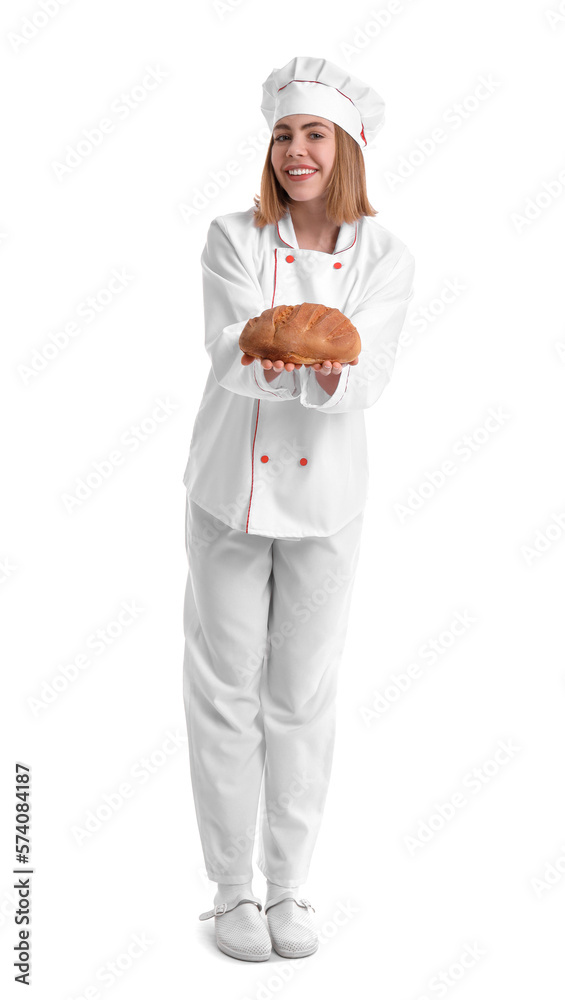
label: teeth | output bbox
[288,169,316,176]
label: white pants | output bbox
[182,496,364,888]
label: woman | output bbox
[182,55,415,962]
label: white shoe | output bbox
[264,891,319,959]
[199,892,272,962]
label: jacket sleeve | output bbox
[297,247,415,413]
[201,217,300,401]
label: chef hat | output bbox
[261,55,385,150]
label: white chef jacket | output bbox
[182,205,415,538]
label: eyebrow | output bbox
[273,120,333,132]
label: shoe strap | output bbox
[264,891,315,914]
[199,893,263,921]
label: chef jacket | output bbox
[182,206,415,539]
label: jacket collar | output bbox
[276,209,358,256]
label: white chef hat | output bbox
[261,55,386,150]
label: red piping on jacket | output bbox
[276,219,358,255]
[244,221,357,531]
[245,399,261,533]
[245,248,280,532]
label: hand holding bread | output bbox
[239,303,361,367]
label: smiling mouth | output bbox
[285,168,318,179]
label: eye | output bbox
[274,132,325,142]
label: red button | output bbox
[333,261,342,269]
[299,458,308,466]
[260,455,269,463]
[286,255,294,263]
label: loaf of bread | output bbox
[239,303,361,365]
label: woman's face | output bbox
[270,114,336,204]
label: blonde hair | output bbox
[252,124,378,228]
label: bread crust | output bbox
[239,303,361,365]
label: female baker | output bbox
[182,54,415,962]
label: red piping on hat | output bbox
[276,78,367,147]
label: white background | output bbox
[2,0,565,997]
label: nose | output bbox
[286,135,308,156]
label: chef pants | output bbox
[182,496,364,888]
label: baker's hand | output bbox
[310,358,359,375]
[241,354,303,371]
